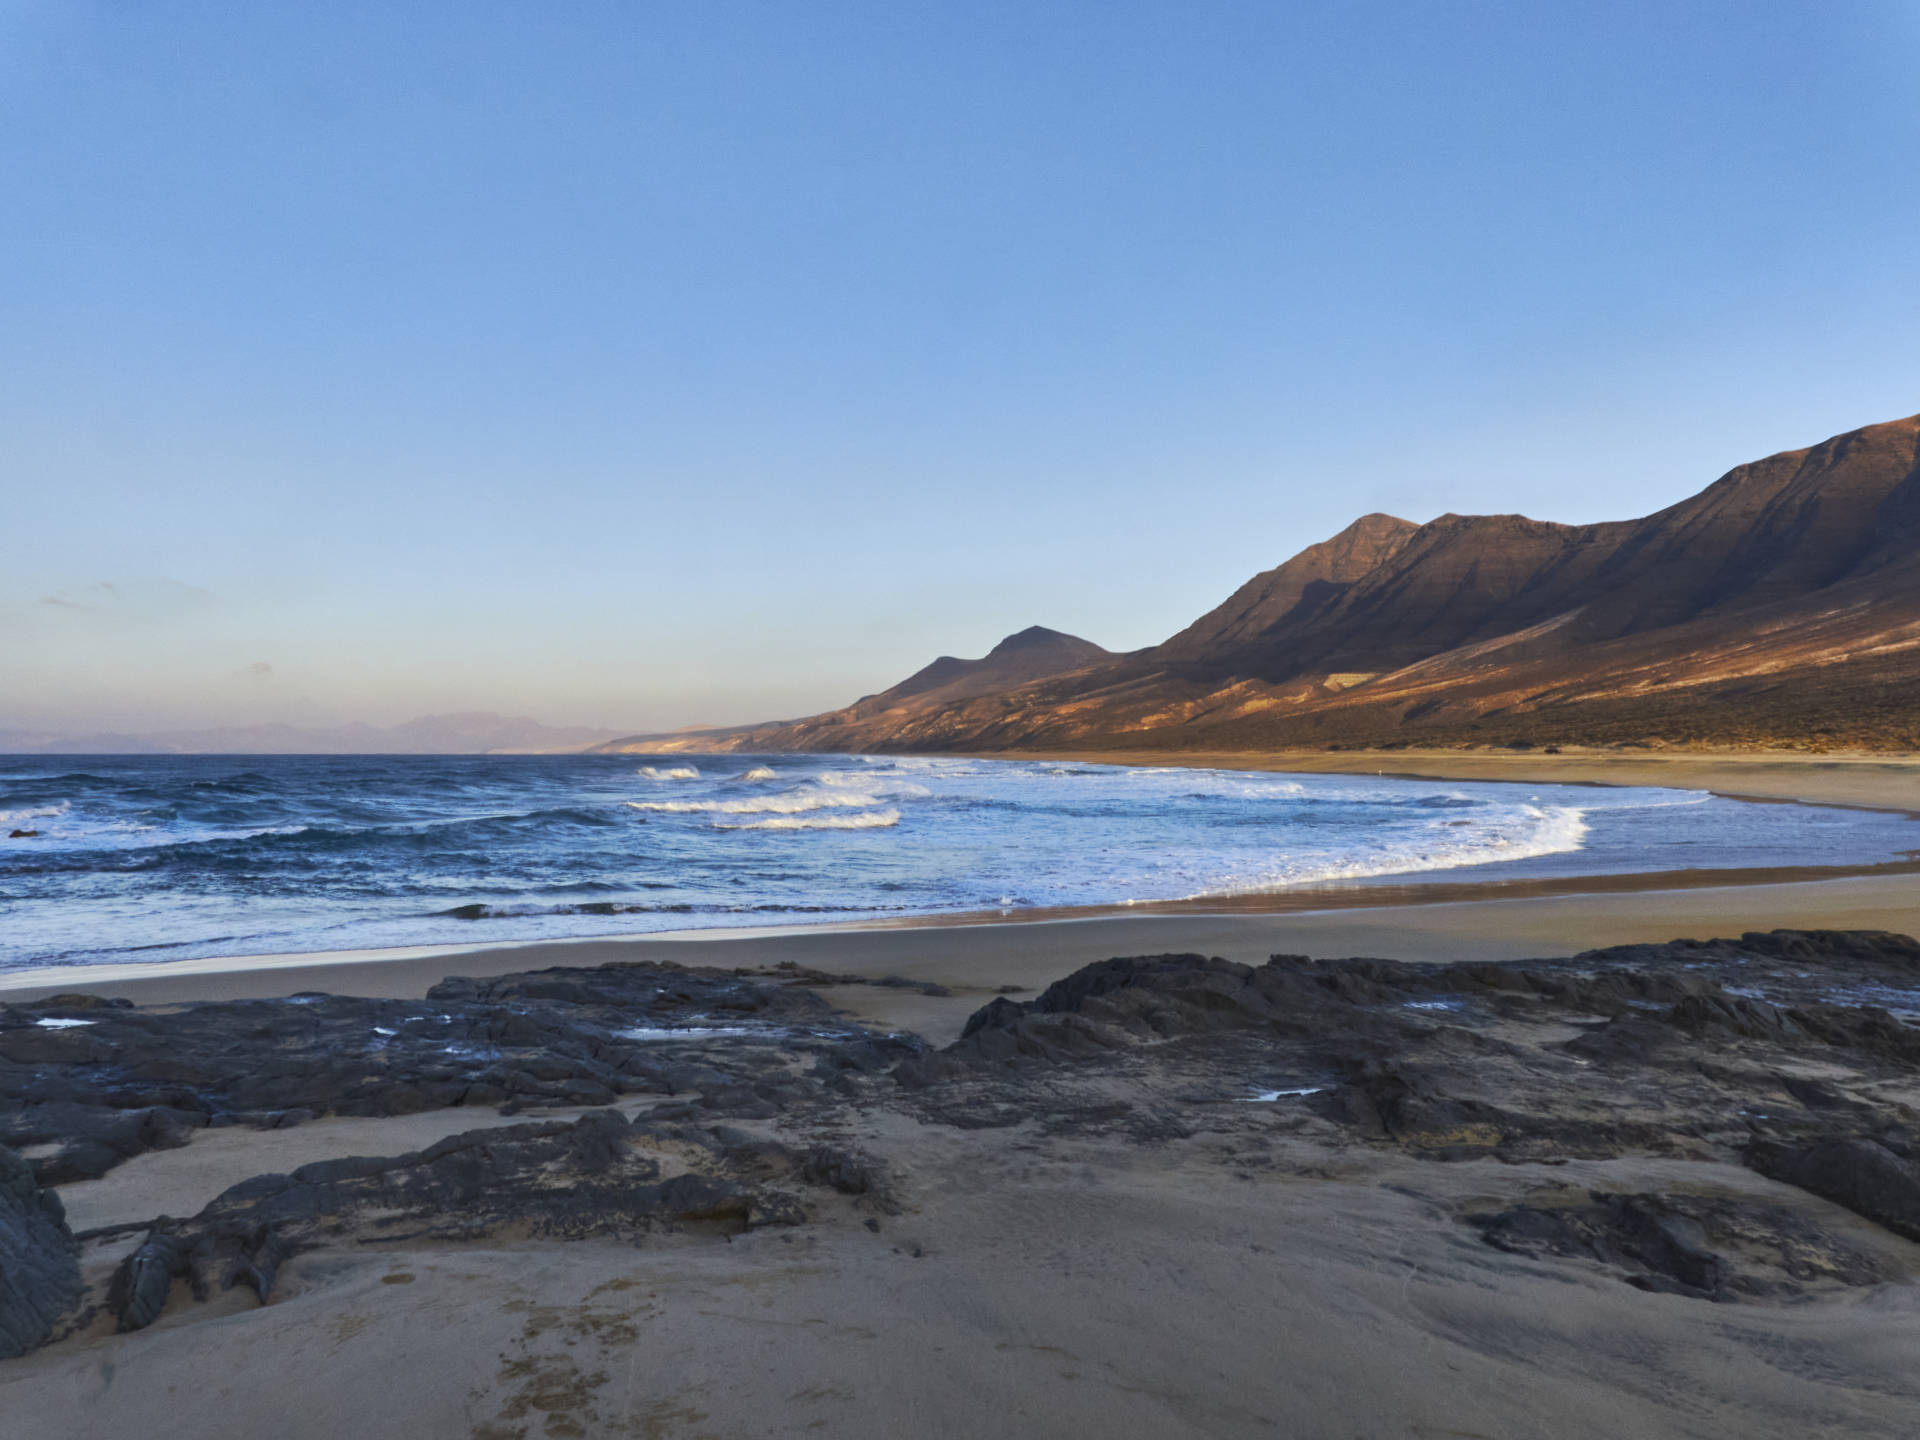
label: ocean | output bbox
[3,752,1917,976]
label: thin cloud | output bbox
[37,579,217,622]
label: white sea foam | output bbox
[616,1024,767,1041]
[628,786,889,815]
[738,765,778,782]
[1186,802,1593,897]
[1232,780,1307,797]
[9,754,1902,978]
[816,770,931,797]
[34,1017,97,1028]
[1,802,69,826]
[714,808,901,831]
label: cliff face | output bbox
[600,413,1920,755]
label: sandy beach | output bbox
[6,752,1920,1438]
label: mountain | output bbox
[853,627,1110,708]
[594,628,1112,755]
[615,412,1920,754]
[1155,512,1420,663]
[0,712,624,755]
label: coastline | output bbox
[7,749,1920,1010]
[983,745,1920,813]
[12,751,1920,1438]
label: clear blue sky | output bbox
[4,1,1917,735]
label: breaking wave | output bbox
[714,808,901,831]
[0,802,68,826]
[7,751,1904,977]
[1189,803,1592,896]
[627,787,886,815]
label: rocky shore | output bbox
[6,930,1920,1434]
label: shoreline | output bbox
[982,745,1920,813]
[13,754,1920,1438]
[10,853,1920,1003]
[8,749,1920,1006]
[11,868,1920,1038]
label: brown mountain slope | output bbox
[1155,512,1419,662]
[595,626,1112,756]
[1155,414,1920,685]
[603,413,1920,755]
[850,626,1110,711]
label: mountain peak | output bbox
[986,625,1095,657]
[1154,511,1419,664]
[866,627,1110,709]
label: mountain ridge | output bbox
[597,411,1920,756]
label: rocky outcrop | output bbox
[0,1144,81,1358]
[98,1112,894,1333]
[1748,1138,1920,1243]
[0,962,917,1186]
[1470,1188,1889,1301]
[904,931,1920,1297]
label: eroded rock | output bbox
[0,1144,81,1358]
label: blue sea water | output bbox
[2,753,1917,975]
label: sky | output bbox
[3,1,1918,737]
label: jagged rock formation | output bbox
[9,929,1920,1361]
[606,413,1920,753]
[0,1144,81,1358]
[97,1113,887,1333]
[0,965,917,1187]
[903,929,1920,1300]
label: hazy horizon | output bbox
[7,2,1919,738]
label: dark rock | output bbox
[872,975,953,997]
[108,1231,182,1332]
[97,1110,839,1330]
[800,1145,898,1211]
[0,959,911,1182]
[1748,1137,1920,1241]
[1470,1188,1889,1301]
[0,1144,82,1358]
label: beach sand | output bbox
[6,752,1920,1438]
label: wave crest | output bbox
[0,802,69,826]
[637,765,700,780]
[627,786,886,815]
[1187,803,1592,896]
[714,808,900,831]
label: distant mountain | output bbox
[628,412,1920,754]
[0,712,624,755]
[593,627,1112,754]
[855,627,1111,709]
